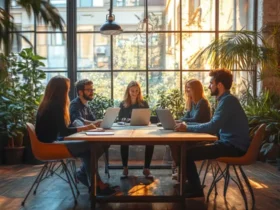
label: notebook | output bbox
[85,131,114,135]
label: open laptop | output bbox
[130,108,151,126]
[100,107,120,129]
[156,109,176,130]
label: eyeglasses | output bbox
[84,88,96,92]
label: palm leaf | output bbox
[17,0,65,32]
[190,30,277,71]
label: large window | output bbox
[10,0,255,107]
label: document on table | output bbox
[85,131,114,135]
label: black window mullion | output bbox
[67,0,77,99]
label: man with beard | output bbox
[70,79,116,195]
[70,79,101,127]
[174,68,250,198]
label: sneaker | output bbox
[143,168,151,177]
[76,170,89,187]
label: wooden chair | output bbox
[206,124,266,210]
[22,123,79,206]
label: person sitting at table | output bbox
[174,68,250,198]
[35,76,118,196]
[170,79,211,179]
[69,78,111,187]
[118,80,154,178]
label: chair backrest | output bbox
[217,124,266,165]
[26,123,71,161]
[243,124,266,164]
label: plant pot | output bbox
[4,146,25,165]
[150,115,159,124]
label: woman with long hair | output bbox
[36,76,118,195]
[171,79,211,179]
[118,81,154,177]
[181,79,211,123]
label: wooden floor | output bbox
[0,161,279,210]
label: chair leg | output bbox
[198,159,207,176]
[62,161,78,205]
[33,163,49,195]
[233,165,248,210]
[223,164,230,198]
[239,166,255,210]
[207,163,225,202]
[21,163,48,206]
[64,160,80,196]
[201,160,211,187]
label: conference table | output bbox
[65,124,217,209]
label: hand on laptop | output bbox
[93,119,103,127]
[174,122,187,132]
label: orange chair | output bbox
[22,123,79,206]
[206,124,266,210]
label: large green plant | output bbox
[191,30,277,72]
[243,90,280,158]
[156,89,185,119]
[88,94,114,119]
[0,48,46,147]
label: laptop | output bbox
[100,107,120,129]
[156,109,176,130]
[130,108,151,126]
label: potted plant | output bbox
[156,89,185,120]
[88,93,114,119]
[0,48,46,164]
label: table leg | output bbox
[90,144,97,210]
[180,143,187,198]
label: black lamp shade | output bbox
[100,20,123,35]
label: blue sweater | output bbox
[181,98,211,123]
[187,91,250,152]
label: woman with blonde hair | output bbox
[118,81,154,177]
[36,76,118,195]
[171,79,211,180]
[181,79,211,123]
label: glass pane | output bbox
[77,1,144,32]
[148,33,180,70]
[113,72,146,105]
[148,71,180,108]
[147,0,170,31]
[10,33,34,53]
[182,33,214,70]
[182,0,215,31]
[182,70,250,101]
[77,72,111,98]
[36,33,67,70]
[113,33,146,70]
[42,72,68,87]
[219,0,252,31]
[77,33,111,70]
[10,8,34,31]
[36,1,67,31]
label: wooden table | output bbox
[65,125,217,209]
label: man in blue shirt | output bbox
[174,68,250,198]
